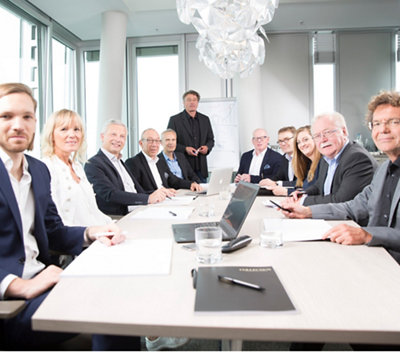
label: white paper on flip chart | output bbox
[61,238,173,277]
[263,219,332,242]
[130,206,194,220]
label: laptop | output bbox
[187,167,233,196]
[173,181,259,243]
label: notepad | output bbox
[61,238,172,277]
[130,206,194,220]
[156,196,196,206]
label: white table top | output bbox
[32,195,400,344]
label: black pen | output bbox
[269,200,292,213]
[218,275,265,291]
[169,210,177,216]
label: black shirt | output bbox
[185,110,201,171]
[376,156,400,226]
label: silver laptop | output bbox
[173,181,259,243]
[188,167,233,196]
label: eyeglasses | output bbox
[252,136,268,142]
[368,118,400,130]
[312,129,338,141]
[277,136,293,145]
[142,138,161,144]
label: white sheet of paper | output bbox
[61,238,173,277]
[263,218,332,242]
[157,196,195,206]
[130,206,194,220]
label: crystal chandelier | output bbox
[176,0,279,79]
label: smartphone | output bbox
[269,200,292,213]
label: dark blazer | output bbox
[271,156,297,187]
[304,141,378,206]
[167,110,215,178]
[84,149,149,216]
[237,148,285,184]
[0,155,84,283]
[157,151,201,183]
[125,152,192,193]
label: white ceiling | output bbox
[27,0,400,41]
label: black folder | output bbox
[194,266,295,312]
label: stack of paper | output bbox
[157,196,195,206]
[61,238,173,277]
[263,218,332,242]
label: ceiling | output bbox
[27,0,400,41]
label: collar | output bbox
[101,147,122,162]
[253,147,268,158]
[184,109,197,119]
[323,140,349,164]
[388,155,400,172]
[0,148,28,174]
[143,151,159,163]
[163,151,176,162]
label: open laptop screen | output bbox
[219,182,259,239]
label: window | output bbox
[0,3,41,157]
[136,46,180,137]
[84,50,100,158]
[396,32,400,92]
[52,38,75,111]
[312,31,335,115]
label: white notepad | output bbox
[61,238,173,277]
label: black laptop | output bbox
[172,181,259,243]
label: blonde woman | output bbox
[41,109,111,226]
[265,126,321,196]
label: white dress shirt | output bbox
[143,152,163,189]
[42,155,112,226]
[249,148,267,176]
[101,148,138,212]
[0,149,45,299]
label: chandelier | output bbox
[176,0,279,79]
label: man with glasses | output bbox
[168,90,215,183]
[235,128,285,184]
[85,121,167,216]
[260,126,297,189]
[125,128,199,193]
[287,111,377,206]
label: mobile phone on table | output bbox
[269,200,292,213]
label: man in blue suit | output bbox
[235,128,285,184]
[0,83,139,350]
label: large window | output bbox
[312,32,335,116]
[136,46,180,137]
[84,50,100,158]
[397,32,400,92]
[0,3,41,156]
[51,38,75,111]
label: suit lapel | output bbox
[0,159,23,236]
[390,168,400,225]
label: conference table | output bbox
[32,193,400,349]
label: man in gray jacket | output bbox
[282,91,400,263]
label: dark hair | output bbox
[183,90,200,101]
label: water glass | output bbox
[195,226,222,264]
[260,230,283,248]
[198,202,215,217]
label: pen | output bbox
[218,275,265,291]
[169,210,177,216]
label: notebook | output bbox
[173,181,259,243]
[194,266,295,312]
[187,167,233,196]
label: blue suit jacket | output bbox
[0,155,84,283]
[237,148,285,184]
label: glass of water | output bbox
[195,226,222,264]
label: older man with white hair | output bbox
[289,111,377,206]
